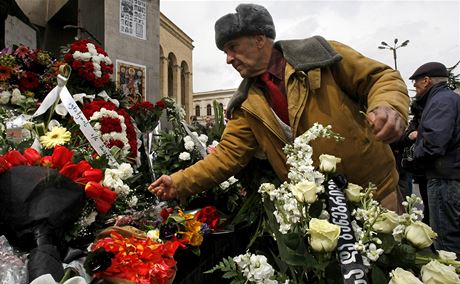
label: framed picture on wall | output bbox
[116,59,146,106]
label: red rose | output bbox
[194,206,220,230]
[51,145,73,168]
[59,160,92,181]
[161,208,174,221]
[40,155,53,167]
[23,148,42,165]
[0,156,12,174]
[4,150,29,166]
[76,168,103,184]
[85,181,117,214]
[156,100,166,110]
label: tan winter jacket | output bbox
[171,36,409,211]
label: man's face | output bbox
[223,35,267,78]
[412,76,431,97]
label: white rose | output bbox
[389,267,423,284]
[291,180,318,204]
[372,211,400,234]
[421,260,460,284]
[344,183,363,203]
[308,218,341,252]
[405,221,437,248]
[319,154,341,173]
[437,250,457,261]
[179,152,191,161]
[0,90,11,104]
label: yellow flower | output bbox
[39,126,71,149]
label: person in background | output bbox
[409,62,460,257]
[149,3,409,212]
[398,80,430,224]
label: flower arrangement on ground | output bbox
[209,123,460,283]
[84,204,221,283]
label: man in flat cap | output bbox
[150,4,409,212]
[409,62,460,257]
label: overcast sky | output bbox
[160,0,460,96]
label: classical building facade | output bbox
[192,88,236,124]
[159,13,193,121]
[3,0,230,122]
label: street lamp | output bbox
[378,38,409,70]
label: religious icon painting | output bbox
[116,59,147,107]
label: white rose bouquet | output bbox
[208,123,460,283]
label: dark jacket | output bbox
[414,82,460,179]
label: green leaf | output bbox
[222,271,239,279]
[371,266,388,284]
[378,233,397,253]
[308,200,323,217]
[387,243,417,268]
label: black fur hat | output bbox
[215,3,276,50]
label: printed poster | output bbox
[119,0,147,40]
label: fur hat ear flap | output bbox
[215,4,276,50]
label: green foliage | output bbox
[371,266,388,284]
[205,256,246,283]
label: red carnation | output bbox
[64,53,73,63]
[72,60,83,70]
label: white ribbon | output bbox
[32,73,118,165]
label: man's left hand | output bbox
[367,106,404,144]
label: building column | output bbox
[184,71,193,121]
[161,56,168,98]
[173,64,181,106]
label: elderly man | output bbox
[149,3,409,211]
[409,62,460,257]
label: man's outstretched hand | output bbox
[367,106,405,144]
[148,175,178,200]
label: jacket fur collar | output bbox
[226,35,342,119]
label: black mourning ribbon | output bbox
[326,175,368,284]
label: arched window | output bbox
[206,104,212,116]
[195,105,200,117]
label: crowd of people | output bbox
[149,3,459,259]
